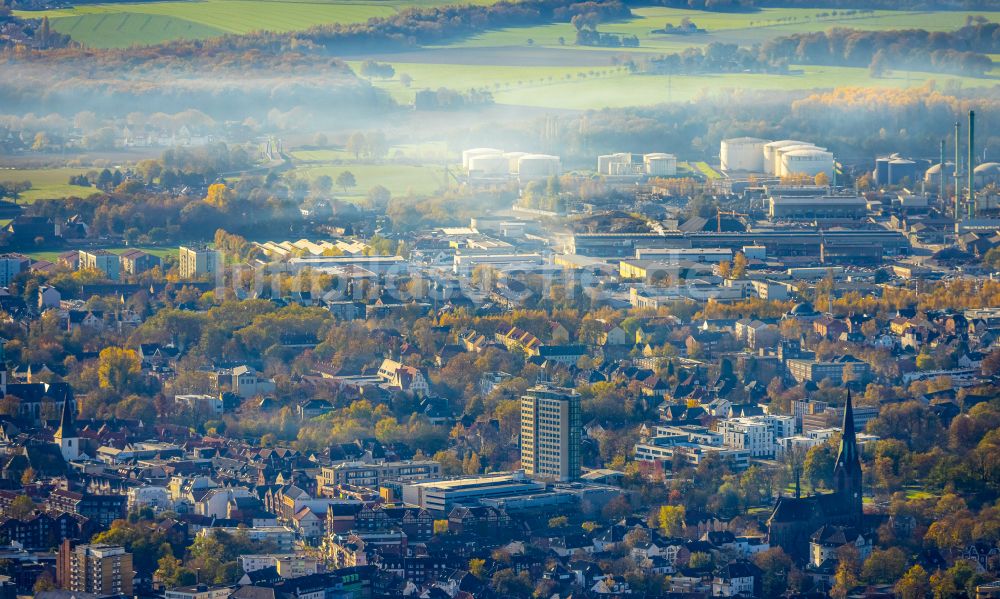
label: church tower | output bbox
[833,391,863,525]
[54,397,79,461]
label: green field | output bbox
[362,60,997,110]
[26,246,177,262]
[0,168,98,203]
[17,0,499,48]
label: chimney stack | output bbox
[969,110,976,219]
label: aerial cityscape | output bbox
[0,0,999,597]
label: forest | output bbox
[448,84,1000,164]
[647,0,999,10]
[760,21,999,77]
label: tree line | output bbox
[759,22,999,77]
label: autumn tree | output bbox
[98,347,142,394]
[861,547,907,584]
[658,504,685,537]
[204,183,235,210]
[896,565,930,599]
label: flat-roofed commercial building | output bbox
[402,472,545,514]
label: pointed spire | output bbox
[836,390,859,469]
[56,397,77,440]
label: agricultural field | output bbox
[340,6,1000,111]
[0,167,98,203]
[16,0,498,49]
[360,59,997,110]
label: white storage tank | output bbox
[462,148,503,169]
[644,153,677,176]
[721,137,768,173]
[517,154,562,180]
[468,154,510,178]
[774,144,823,177]
[764,140,811,175]
[780,149,834,179]
[504,151,528,175]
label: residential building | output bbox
[164,585,232,599]
[0,254,28,287]
[240,554,321,579]
[57,541,133,596]
[717,415,794,458]
[179,245,220,279]
[520,384,581,481]
[175,394,223,416]
[318,460,441,496]
[79,249,120,280]
[787,355,871,385]
[119,249,161,275]
[376,359,430,395]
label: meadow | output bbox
[0,167,97,203]
[342,6,1000,110]
[17,0,496,48]
[25,246,178,262]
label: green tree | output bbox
[752,548,793,597]
[7,495,35,519]
[803,442,836,490]
[336,171,356,192]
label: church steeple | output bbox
[54,397,79,461]
[833,391,863,524]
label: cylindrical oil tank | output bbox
[462,148,503,169]
[721,137,768,173]
[518,154,562,180]
[780,149,834,179]
[874,158,890,186]
[503,151,527,175]
[887,158,917,186]
[764,140,810,176]
[774,144,822,177]
[644,153,677,176]
[468,154,510,177]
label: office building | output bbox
[57,541,133,596]
[520,384,581,481]
[179,245,220,279]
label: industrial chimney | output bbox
[954,121,961,220]
[968,110,975,219]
